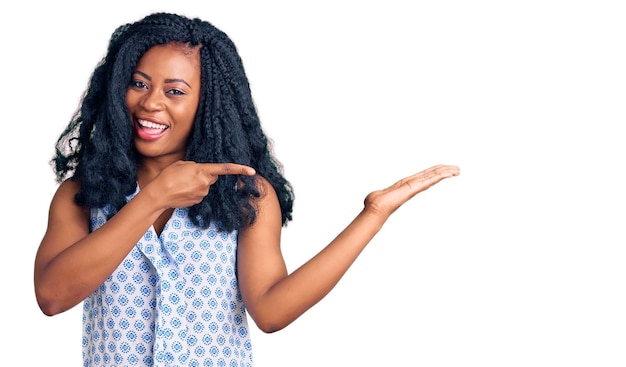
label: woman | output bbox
[34,12,459,366]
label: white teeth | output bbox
[138,119,167,129]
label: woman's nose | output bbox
[140,89,165,111]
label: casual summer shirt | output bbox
[82,191,254,367]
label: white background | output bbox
[1,1,625,366]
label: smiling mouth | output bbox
[135,118,168,140]
[138,119,168,131]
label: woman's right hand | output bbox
[144,161,256,209]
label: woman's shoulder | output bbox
[46,177,90,224]
[49,178,84,212]
[55,177,81,198]
[252,174,280,201]
[248,175,281,221]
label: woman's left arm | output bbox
[237,165,459,333]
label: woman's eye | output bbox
[130,80,147,89]
[167,89,185,96]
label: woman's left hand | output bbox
[363,164,460,218]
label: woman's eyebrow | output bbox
[165,78,192,88]
[132,70,151,81]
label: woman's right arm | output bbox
[34,161,255,316]
[33,178,167,316]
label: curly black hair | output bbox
[52,12,294,232]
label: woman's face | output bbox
[126,42,201,161]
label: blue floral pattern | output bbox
[83,192,253,367]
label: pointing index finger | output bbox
[201,163,256,176]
